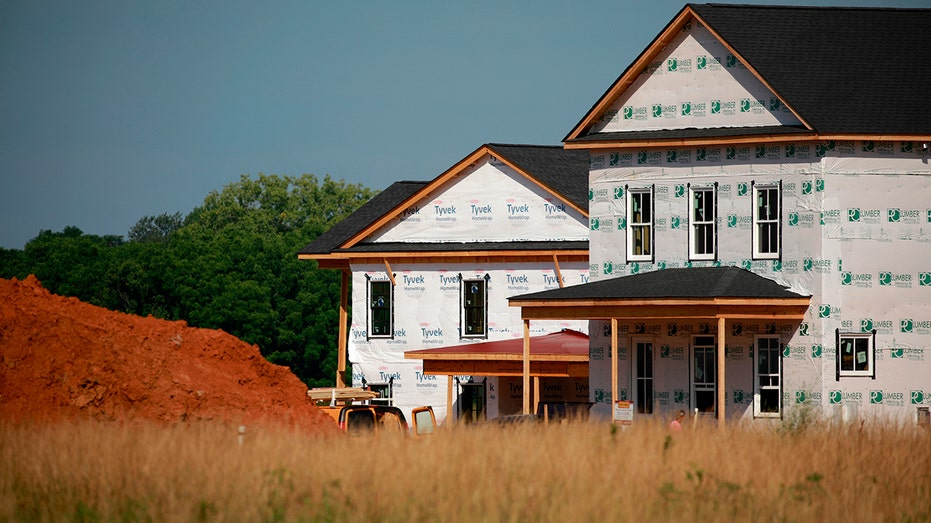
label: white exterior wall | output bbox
[348,261,590,424]
[346,154,591,424]
[585,140,931,423]
[369,157,587,243]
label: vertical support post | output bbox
[446,374,454,429]
[533,376,540,417]
[337,269,350,388]
[523,319,531,414]
[717,316,726,429]
[611,318,619,422]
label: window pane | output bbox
[841,339,854,371]
[370,281,391,336]
[696,390,715,413]
[463,280,486,336]
[855,338,869,371]
[760,389,779,413]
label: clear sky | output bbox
[1,0,926,249]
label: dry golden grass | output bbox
[1,417,929,522]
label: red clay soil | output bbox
[0,275,337,434]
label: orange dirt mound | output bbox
[0,275,336,434]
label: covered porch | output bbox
[508,267,811,428]
[404,329,589,422]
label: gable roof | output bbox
[510,266,808,302]
[485,144,589,210]
[298,144,589,257]
[298,180,428,255]
[566,3,931,145]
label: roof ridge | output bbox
[486,143,564,150]
[709,266,740,296]
[697,3,931,12]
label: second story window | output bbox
[752,182,781,259]
[837,331,875,379]
[368,279,393,338]
[626,186,654,262]
[689,184,717,260]
[461,276,488,338]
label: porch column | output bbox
[523,319,531,414]
[611,318,618,421]
[336,269,350,387]
[447,374,454,429]
[533,376,540,416]
[717,316,726,429]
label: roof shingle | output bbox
[571,3,931,141]
[510,266,809,301]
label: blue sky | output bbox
[1,0,925,249]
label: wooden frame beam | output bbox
[422,360,588,378]
[336,269,350,387]
[383,258,396,286]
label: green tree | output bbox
[14,227,123,307]
[167,173,374,387]
[0,174,374,388]
[127,212,183,244]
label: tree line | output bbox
[0,174,376,388]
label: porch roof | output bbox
[509,266,811,321]
[404,329,589,378]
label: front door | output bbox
[692,336,716,415]
[632,337,654,415]
[458,380,486,424]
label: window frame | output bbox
[631,336,654,415]
[752,182,781,260]
[460,275,489,339]
[692,335,717,415]
[753,335,782,418]
[688,183,717,261]
[836,330,876,379]
[626,185,655,262]
[366,276,394,339]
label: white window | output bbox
[689,184,716,260]
[692,336,716,414]
[837,332,875,378]
[752,183,780,259]
[367,278,393,339]
[461,276,488,338]
[632,337,654,415]
[626,186,653,262]
[754,336,781,417]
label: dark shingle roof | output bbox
[486,144,589,210]
[571,4,931,141]
[342,240,588,253]
[299,145,589,256]
[690,4,931,135]
[510,266,808,302]
[298,181,427,255]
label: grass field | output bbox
[2,417,929,522]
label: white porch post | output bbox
[611,318,618,422]
[717,316,726,429]
[523,318,531,414]
[447,374,454,429]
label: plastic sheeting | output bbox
[590,21,801,134]
[586,141,931,423]
[349,262,589,423]
[347,155,590,423]
[369,157,587,243]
